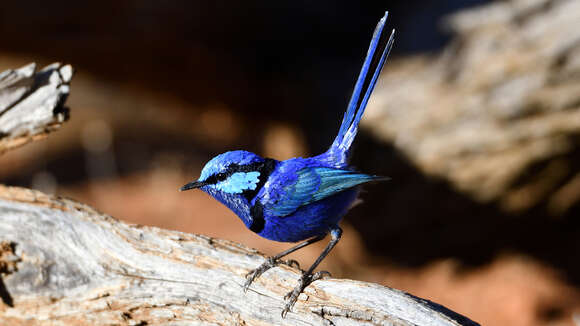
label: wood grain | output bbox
[0,63,72,154]
[0,186,478,326]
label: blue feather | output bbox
[310,167,383,202]
[266,166,382,217]
[215,171,260,194]
[329,11,395,165]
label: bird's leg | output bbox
[281,227,342,318]
[243,234,325,292]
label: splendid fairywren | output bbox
[181,11,395,317]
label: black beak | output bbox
[180,181,207,191]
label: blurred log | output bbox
[0,186,479,325]
[0,63,73,155]
[365,0,580,214]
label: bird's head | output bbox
[180,150,275,199]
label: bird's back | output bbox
[251,157,374,242]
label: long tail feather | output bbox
[327,12,395,165]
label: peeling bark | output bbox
[0,63,72,154]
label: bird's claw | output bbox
[244,257,298,292]
[282,282,303,318]
[243,269,259,293]
[311,270,331,281]
[283,259,301,270]
[281,270,331,318]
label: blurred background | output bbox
[1,0,580,325]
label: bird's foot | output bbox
[281,270,332,318]
[283,259,301,270]
[243,258,302,292]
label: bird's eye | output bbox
[215,173,228,181]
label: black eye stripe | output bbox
[205,159,277,187]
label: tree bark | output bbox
[0,63,72,155]
[0,64,479,325]
[0,186,478,326]
[365,0,580,211]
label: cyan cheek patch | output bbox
[216,171,260,194]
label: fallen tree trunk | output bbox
[0,64,478,325]
[0,186,478,326]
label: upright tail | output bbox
[326,12,395,166]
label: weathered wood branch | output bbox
[365,0,580,209]
[0,63,73,154]
[0,186,478,325]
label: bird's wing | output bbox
[264,166,384,217]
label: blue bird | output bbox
[181,11,395,317]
